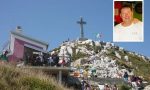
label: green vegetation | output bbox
[118,84,131,90]
[72,46,76,61]
[72,45,88,61]
[92,41,101,54]
[127,53,150,82]
[72,50,87,61]
[85,44,93,51]
[107,49,133,70]
[116,60,133,69]
[107,48,150,82]
[107,49,116,58]
[0,63,71,90]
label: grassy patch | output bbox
[118,84,131,90]
[0,63,71,90]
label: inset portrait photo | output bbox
[113,0,144,42]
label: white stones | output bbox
[106,42,111,47]
[77,39,93,45]
[95,41,101,46]
[115,51,121,59]
[52,39,149,81]
[50,51,56,55]
[144,85,150,90]
[58,45,72,63]
[76,49,79,54]
[129,52,134,55]
[98,85,105,90]
[86,55,121,78]
[77,46,93,55]
[101,49,109,54]
[124,55,129,62]
[66,46,72,55]
[111,43,115,47]
[119,47,124,51]
[84,39,93,45]
[72,59,81,67]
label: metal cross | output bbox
[77,17,86,39]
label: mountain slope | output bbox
[50,39,150,82]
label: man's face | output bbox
[120,7,133,23]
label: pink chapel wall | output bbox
[8,38,43,62]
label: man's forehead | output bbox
[121,7,132,13]
[121,7,132,11]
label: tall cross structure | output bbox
[77,17,86,39]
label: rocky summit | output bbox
[50,39,150,89]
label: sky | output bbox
[0,0,150,57]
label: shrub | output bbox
[119,84,130,90]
